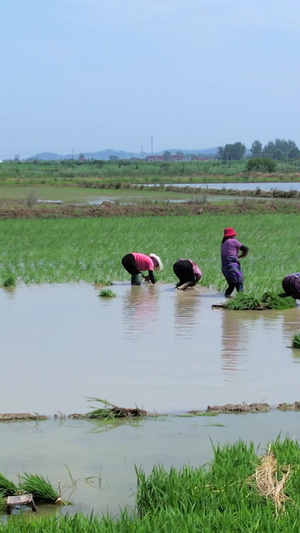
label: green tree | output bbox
[163,150,172,161]
[218,142,246,161]
[288,147,300,159]
[250,140,262,158]
[263,138,299,159]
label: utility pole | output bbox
[151,136,153,156]
[141,146,144,159]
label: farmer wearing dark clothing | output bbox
[121,252,163,285]
[282,273,300,299]
[173,259,202,291]
[221,227,249,298]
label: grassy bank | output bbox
[1,159,300,185]
[0,214,298,292]
[0,438,299,532]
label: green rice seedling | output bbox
[261,291,296,310]
[292,333,300,349]
[0,473,18,496]
[99,288,116,298]
[18,473,61,504]
[225,293,261,310]
[3,274,16,287]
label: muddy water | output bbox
[1,282,300,414]
[1,282,300,517]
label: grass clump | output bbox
[0,474,18,496]
[3,274,16,287]
[18,473,61,504]
[99,288,116,298]
[292,333,300,348]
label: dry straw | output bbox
[250,446,291,514]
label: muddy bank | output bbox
[0,413,47,421]
[3,402,300,421]
[1,200,300,218]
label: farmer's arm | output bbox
[147,270,156,284]
[239,245,249,258]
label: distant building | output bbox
[145,155,164,162]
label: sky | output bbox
[1,0,300,159]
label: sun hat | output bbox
[149,254,164,272]
[223,227,237,238]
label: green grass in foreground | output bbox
[0,214,299,293]
[1,438,300,532]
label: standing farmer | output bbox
[221,227,249,297]
[121,252,163,285]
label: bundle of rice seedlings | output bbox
[86,398,147,419]
[292,333,300,349]
[261,292,296,310]
[249,448,291,514]
[225,293,261,310]
[0,473,17,496]
[99,288,116,298]
[18,473,61,504]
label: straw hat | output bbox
[223,227,237,238]
[149,254,164,272]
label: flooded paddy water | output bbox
[1,282,300,516]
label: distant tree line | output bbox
[218,138,300,161]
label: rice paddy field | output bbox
[0,213,298,294]
[1,168,300,531]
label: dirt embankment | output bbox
[1,200,300,219]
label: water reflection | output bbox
[221,310,249,374]
[221,310,283,375]
[173,289,201,340]
[122,284,160,338]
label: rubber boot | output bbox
[131,273,142,286]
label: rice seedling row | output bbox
[0,214,298,294]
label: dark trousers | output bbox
[122,254,142,285]
[173,260,194,286]
[225,283,244,297]
[122,254,140,275]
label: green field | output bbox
[1,159,300,186]
[0,213,297,293]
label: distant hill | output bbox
[26,147,218,161]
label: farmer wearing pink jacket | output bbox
[121,252,163,285]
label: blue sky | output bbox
[1,0,300,158]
